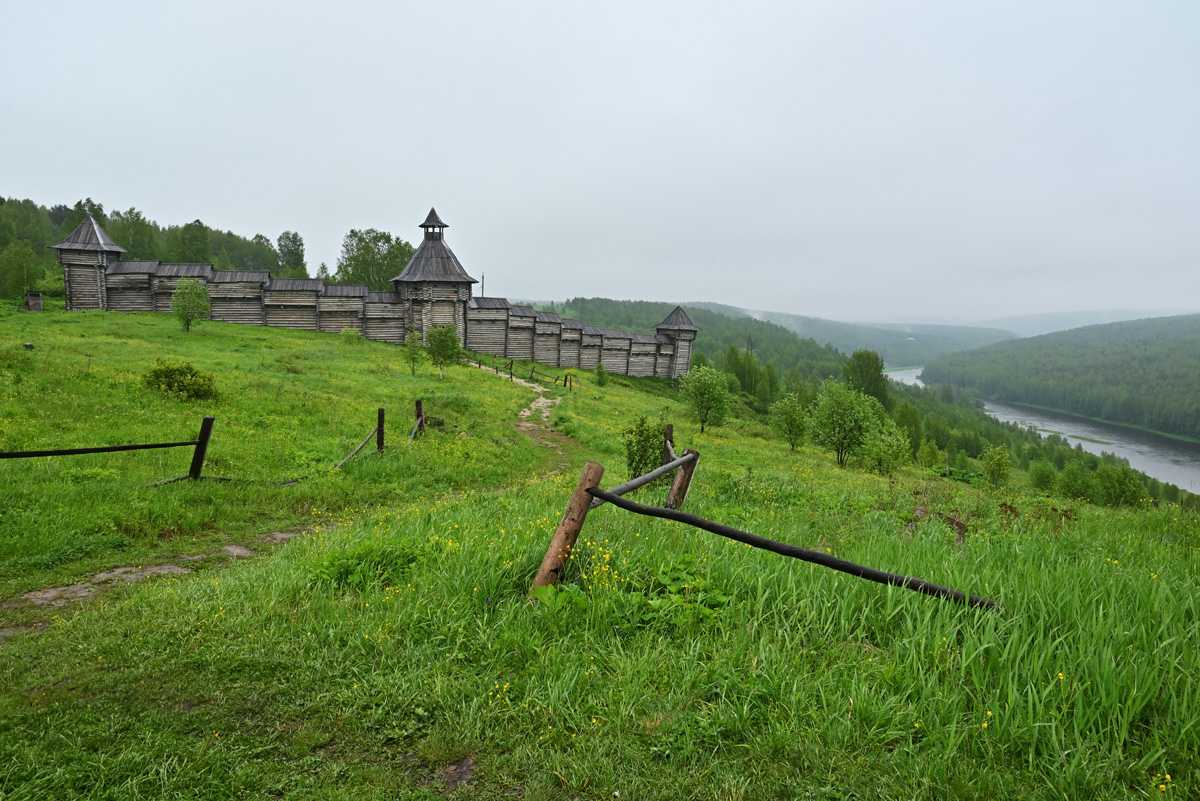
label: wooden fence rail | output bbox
[533,460,998,610]
[1,416,216,481]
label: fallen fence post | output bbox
[587,486,997,610]
[531,461,605,591]
[377,407,385,452]
[666,448,699,509]
[589,451,697,509]
[188,416,215,480]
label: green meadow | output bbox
[1,303,1197,799]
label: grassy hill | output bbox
[692,302,1014,367]
[923,314,1200,440]
[1,303,1198,799]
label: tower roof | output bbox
[392,208,477,284]
[420,207,448,228]
[657,305,698,331]
[52,214,126,253]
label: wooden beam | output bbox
[531,462,604,591]
[665,448,699,510]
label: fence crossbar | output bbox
[1,440,198,459]
[589,452,698,508]
[333,428,377,471]
[586,487,997,610]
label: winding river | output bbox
[885,367,1200,493]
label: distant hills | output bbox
[922,314,1200,440]
[978,309,1197,338]
[690,302,1014,367]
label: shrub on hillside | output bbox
[426,325,461,377]
[622,415,668,481]
[1058,462,1096,501]
[981,445,1012,488]
[680,366,730,433]
[857,416,910,477]
[171,278,210,332]
[1029,460,1057,491]
[769,392,807,451]
[1095,462,1150,507]
[143,360,217,400]
[595,363,609,386]
[806,380,876,467]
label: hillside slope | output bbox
[1,303,1199,798]
[923,314,1200,439]
[979,308,1197,338]
[692,302,1014,366]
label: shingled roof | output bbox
[107,260,160,275]
[392,208,477,284]
[155,263,214,279]
[210,270,270,284]
[322,284,368,297]
[52,215,126,254]
[657,305,698,331]
[469,296,511,310]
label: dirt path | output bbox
[2,367,576,631]
[476,364,573,471]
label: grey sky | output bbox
[3,1,1197,323]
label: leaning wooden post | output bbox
[531,462,605,592]
[188,416,215,480]
[665,449,699,510]
[415,399,425,435]
[376,407,385,452]
[662,423,675,464]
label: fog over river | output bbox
[885,368,1200,494]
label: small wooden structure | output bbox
[23,292,43,311]
[264,278,323,329]
[391,209,476,343]
[465,297,510,355]
[52,214,125,310]
[104,260,159,312]
[153,264,214,313]
[318,284,368,333]
[209,271,269,324]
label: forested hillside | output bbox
[922,315,1200,439]
[692,302,1014,366]
[542,297,847,395]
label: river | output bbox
[885,367,1200,493]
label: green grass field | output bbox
[1,303,1197,799]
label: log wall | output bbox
[70,263,697,377]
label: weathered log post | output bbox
[416,399,425,434]
[665,448,699,510]
[531,462,605,592]
[662,423,675,464]
[376,408,385,452]
[188,416,215,480]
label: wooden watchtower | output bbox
[656,306,698,378]
[391,208,477,344]
[52,214,126,311]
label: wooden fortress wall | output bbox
[66,262,696,378]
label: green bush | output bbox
[1058,462,1096,501]
[1029,460,1057,491]
[143,360,217,400]
[339,327,365,345]
[857,416,910,476]
[622,415,667,481]
[595,363,609,386]
[981,445,1012,488]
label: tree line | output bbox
[922,314,1200,440]
[0,195,419,299]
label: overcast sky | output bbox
[3,1,1197,323]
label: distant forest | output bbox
[0,196,418,297]
[692,302,1015,367]
[922,315,1200,440]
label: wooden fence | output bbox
[532,431,997,610]
[0,416,215,481]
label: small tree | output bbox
[981,445,1012,488]
[916,439,943,469]
[0,241,45,298]
[769,392,807,451]
[680,365,730,433]
[807,381,875,467]
[172,278,210,332]
[844,349,890,410]
[426,325,461,378]
[622,415,666,480]
[595,363,609,386]
[402,330,425,376]
[1029,460,1057,491]
[858,416,910,476]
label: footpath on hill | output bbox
[1,364,577,639]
